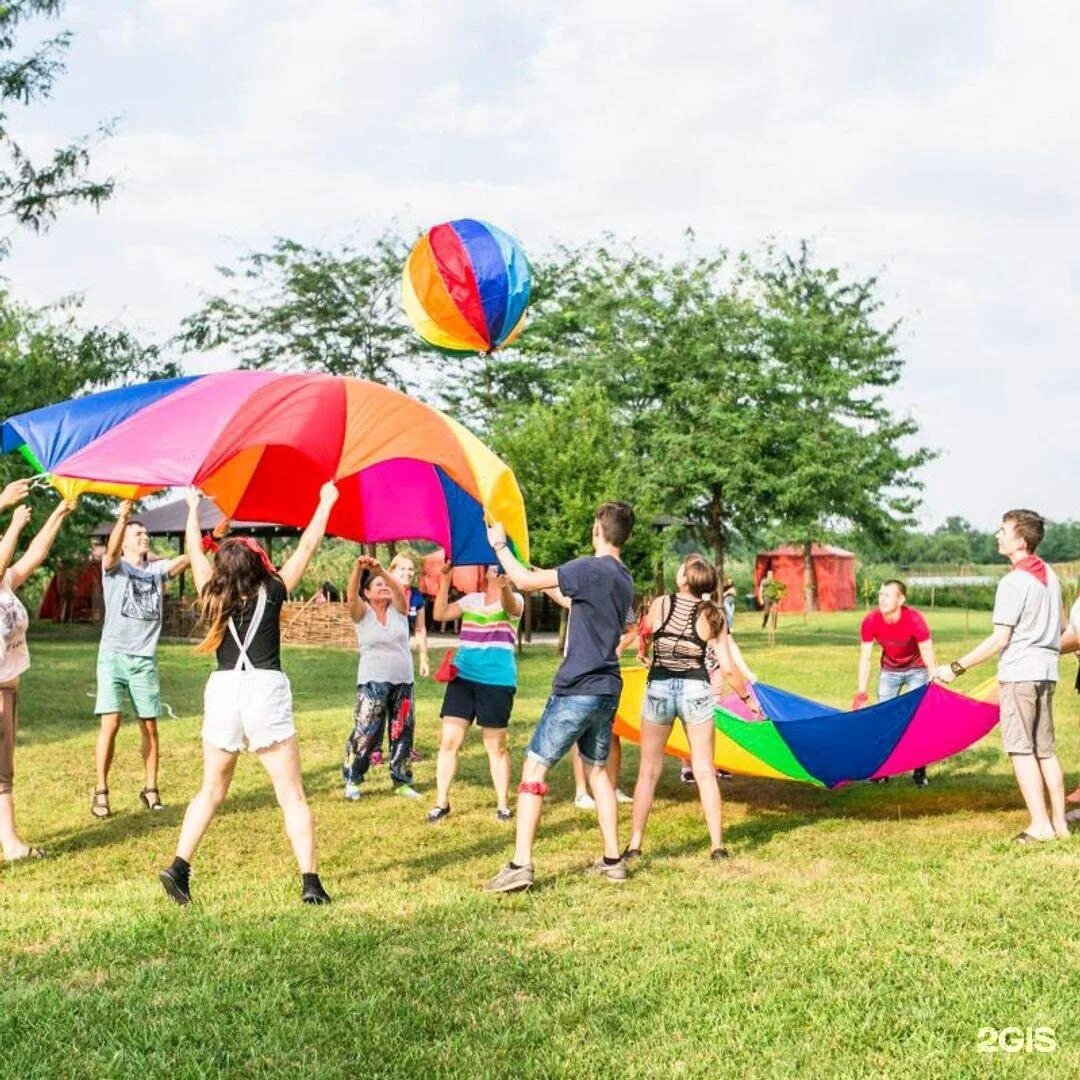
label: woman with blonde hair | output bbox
[627,554,758,861]
[159,482,338,906]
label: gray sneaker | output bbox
[586,857,628,883]
[485,862,534,893]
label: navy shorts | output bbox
[440,677,516,729]
[525,693,619,767]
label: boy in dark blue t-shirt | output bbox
[484,502,636,893]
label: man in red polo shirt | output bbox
[854,579,937,787]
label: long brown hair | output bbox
[682,555,723,639]
[194,539,283,654]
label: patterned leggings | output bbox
[343,681,415,786]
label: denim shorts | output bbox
[525,693,619,767]
[877,666,929,702]
[643,677,714,727]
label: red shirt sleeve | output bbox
[907,607,931,642]
[860,611,878,643]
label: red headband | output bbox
[202,534,276,576]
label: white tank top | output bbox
[354,605,414,685]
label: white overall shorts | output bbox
[202,587,295,752]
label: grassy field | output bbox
[2,610,1079,1078]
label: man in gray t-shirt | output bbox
[92,500,188,820]
[935,508,1067,844]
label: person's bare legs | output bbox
[687,720,724,851]
[0,793,31,859]
[482,727,511,810]
[434,717,468,808]
[1011,754,1054,840]
[512,756,550,867]
[1037,754,1068,837]
[571,745,589,800]
[605,735,622,791]
[175,743,239,862]
[628,721,670,851]
[586,759,621,860]
[94,712,121,792]
[139,718,160,791]
[258,736,316,873]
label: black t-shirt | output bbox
[553,556,635,696]
[215,578,287,671]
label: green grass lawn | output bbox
[2,611,1079,1078]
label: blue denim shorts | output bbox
[525,693,619,767]
[643,677,714,727]
[877,666,929,702]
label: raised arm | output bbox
[184,488,214,594]
[9,499,77,588]
[487,522,558,592]
[0,479,31,511]
[432,562,463,622]
[413,600,430,678]
[346,556,369,623]
[495,572,523,619]
[0,505,32,584]
[279,482,339,593]
[353,555,407,615]
[103,499,133,572]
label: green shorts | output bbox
[95,651,162,719]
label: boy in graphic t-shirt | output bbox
[92,500,189,820]
[854,579,937,786]
[484,502,637,893]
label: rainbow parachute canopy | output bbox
[0,372,529,566]
[402,219,531,355]
[614,668,999,787]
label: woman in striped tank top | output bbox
[427,563,523,823]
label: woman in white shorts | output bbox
[159,482,338,907]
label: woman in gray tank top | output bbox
[342,555,419,800]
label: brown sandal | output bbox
[139,787,164,811]
[91,788,111,819]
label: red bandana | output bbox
[202,535,276,576]
[1014,555,1048,585]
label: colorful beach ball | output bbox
[402,219,531,355]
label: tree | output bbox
[178,233,422,388]
[467,238,778,576]
[749,245,936,609]
[0,1,113,256]
[487,381,660,587]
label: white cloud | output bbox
[4,0,1079,529]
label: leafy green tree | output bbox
[0,1,114,255]
[749,245,936,608]
[487,381,660,588]
[178,232,421,388]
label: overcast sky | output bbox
[4,0,1077,530]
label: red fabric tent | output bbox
[753,545,856,614]
[38,556,104,623]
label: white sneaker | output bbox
[574,792,596,810]
[344,783,362,801]
[615,789,633,804]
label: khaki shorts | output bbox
[999,681,1056,758]
[0,688,16,794]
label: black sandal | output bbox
[711,846,731,861]
[139,787,165,811]
[91,788,111,819]
[6,846,48,862]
